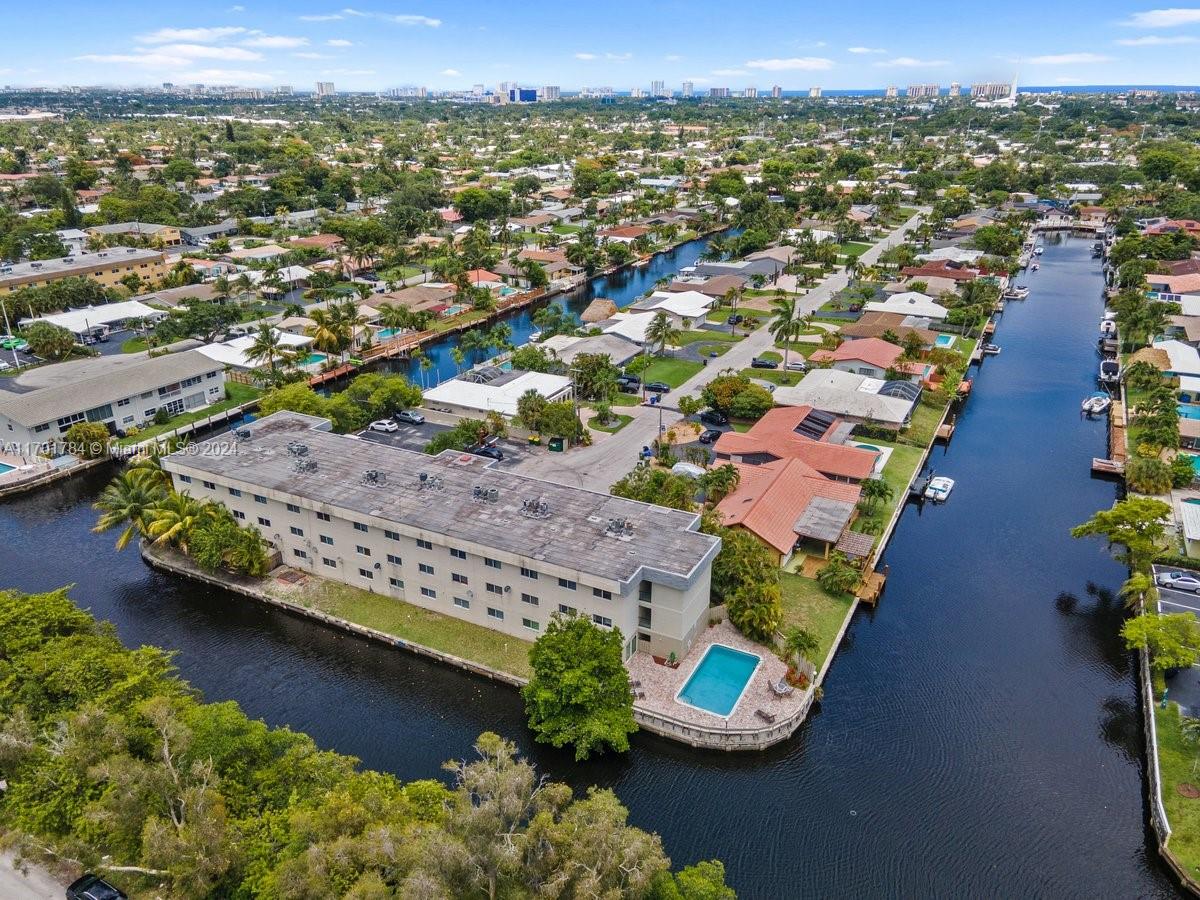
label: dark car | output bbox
[472,445,505,461]
[67,874,127,900]
[699,409,728,426]
[644,381,670,394]
[698,429,722,444]
[750,356,778,369]
[727,314,744,326]
[617,374,642,393]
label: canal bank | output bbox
[0,232,1184,896]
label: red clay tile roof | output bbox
[809,337,903,370]
[713,406,878,481]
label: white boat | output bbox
[1034,246,1044,255]
[1082,392,1112,415]
[1004,286,1029,300]
[983,343,1001,355]
[1099,359,1121,384]
[924,476,955,503]
[1031,263,1040,272]
[1099,319,1117,336]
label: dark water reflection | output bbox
[0,234,1183,897]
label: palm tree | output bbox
[451,345,466,373]
[768,295,802,371]
[699,463,740,503]
[333,299,366,355]
[246,323,293,384]
[376,302,411,338]
[92,469,167,550]
[305,307,349,359]
[145,492,207,550]
[859,476,894,515]
[782,626,820,666]
[1118,571,1158,610]
[645,310,679,357]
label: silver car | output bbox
[1157,571,1200,593]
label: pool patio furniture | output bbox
[770,678,795,697]
[755,709,777,724]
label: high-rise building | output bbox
[885,84,898,98]
[971,81,1013,100]
[580,86,614,98]
[681,81,694,98]
[809,86,822,98]
[744,86,758,98]
[906,83,939,98]
[315,81,335,98]
[650,79,667,97]
[709,87,730,98]
[540,85,560,101]
[771,85,782,98]
[630,87,645,98]
[949,82,961,98]
[275,85,293,96]
[472,83,485,96]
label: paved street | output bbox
[510,210,926,489]
[0,852,63,899]
[1153,564,1200,715]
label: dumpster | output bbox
[548,437,565,452]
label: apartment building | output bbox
[0,247,168,294]
[163,411,721,659]
[0,350,226,448]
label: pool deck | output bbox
[627,620,809,733]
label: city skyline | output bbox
[6,1,1200,92]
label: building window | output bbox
[593,614,612,628]
[558,578,577,590]
[290,526,304,537]
[522,618,540,631]
[521,593,539,606]
[322,557,337,568]
[487,607,504,621]
[356,545,371,556]
[559,604,576,615]
[320,535,333,545]
[317,512,331,522]
[593,587,612,601]
[202,480,216,490]
[485,557,501,570]
[257,517,270,527]
[384,529,400,540]
[416,538,432,550]
[639,606,652,628]
[421,586,437,599]
[454,596,470,609]
[639,632,651,645]
[293,549,308,560]
[286,502,301,513]
[359,568,373,579]
[178,474,192,484]
[353,522,368,533]
[486,582,503,595]
[389,577,403,588]
[253,494,267,504]
[520,566,538,579]
[387,553,402,565]
[233,510,246,520]
[419,562,434,575]
[228,487,242,497]
[450,547,467,560]
[452,572,468,584]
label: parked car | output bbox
[750,357,778,369]
[617,374,642,393]
[785,359,808,372]
[698,429,722,444]
[0,335,28,351]
[394,409,425,425]
[67,874,127,900]
[1156,571,1200,592]
[472,445,505,461]
[699,409,728,426]
[726,314,744,326]
[368,419,398,433]
[644,381,670,394]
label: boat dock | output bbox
[1092,400,1127,476]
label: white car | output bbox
[368,419,398,433]
[785,360,808,372]
[1156,571,1200,593]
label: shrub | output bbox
[1126,456,1174,495]
[63,421,111,459]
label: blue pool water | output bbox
[443,303,468,316]
[0,462,13,475]
[935,333,955,348]
[376,328,401,340]
[303,353,328,366]
[676,644,760,717]
[1178,405,1200,420]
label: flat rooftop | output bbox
[165,411,720,590]
[0,247,163,281]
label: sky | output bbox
[5,1,1200,92]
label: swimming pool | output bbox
[303,352,328,366]
[1178,405,1200,420]
[376,327,402,340]
[0,462,13,476]
[675,643,761,717]
[443,303,468,317]
[499,286,518,296]
[934,334,955,348]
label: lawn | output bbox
[1154,701,1200,879]
[676,329,741,345]
[639,356,703,388]
[117,382,262,446]
[836,242,873,259]
[378,265,423,282]
[552,224,582,235]
[588,412,634,433]
[851,441,925,537]
[285,577,533,679]
[609,392,642,407]
[779,572,855,669]
[121,336,149,354]
[705,308,769,325]
[898,401,948,448]
[741,367,803,387]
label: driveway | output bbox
[1153,564,1200,715]
[0,852,62,899]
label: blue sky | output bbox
[5,2,1200,91]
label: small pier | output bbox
[936,422,956,442]
[856,571,887,605]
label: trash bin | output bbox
[548,437,565,453]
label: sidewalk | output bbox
[0,852,63,900]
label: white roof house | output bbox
[1153,339,1200,378]
[772,369,916,426]
[22,300,164,336]
[423,371,573,418]
[917,247,984,265]
[640,290,716,320]
[602,312,658,345]
[864,292,949,321]
[194,330,313,371]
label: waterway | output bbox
[0,234,1183,896]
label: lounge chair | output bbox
[769,678,794,697]
[755,709,776,724]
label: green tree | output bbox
[1125,456,1174,494]
[245,323,296,385]
[21,321,77,360]
[645,309,680,357]
[1122,612,1200,671]
[783,626,820,666]
[522,614,638,761]
[63,421,111,459]
[859,476,894,514]
[611,466,697,511]
[817,552,861,596]
[1071,496,1172,572]
[92,468,168,550]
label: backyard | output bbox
[779,572,855,669]
[116,382,263,446]
[1153,701,1200,879]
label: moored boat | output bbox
[924,476,955,502]
[1081,392,1112,415]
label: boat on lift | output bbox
[1082,392,1112,415]
[1004,285,1030,300]
[924,476,955,503]
[1099,358,1121,385]
[1099,318,1117,336]
[983,343,1001,355]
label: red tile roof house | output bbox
[599,225,652,244]
[1145,220,1200,238]
[713,406,879,483]
[716,458,863,565]
[809,337,930,382]
[899,261,979,284]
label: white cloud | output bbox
[76,52,187,67]
[341,8,441,26]
[299,13,343,20]
[322,67,375,75]
[137,26,246,44]
[173,68,275,84]
[664,54,683,62]
[327,38,353,46]
[873,56,949,67]
[711,67,748,76]
[1122,7,1200,27]
[1023,52,1112,64]
[605,52,632,61]
[159,43,263,60]
[77,43,263,67]
[847,46,886,54]
[229,4,245,10]
[745,56,834,71]
[440,68,461,76]
[293,52,332,59]
[575,52,598,60]
[242,35,309,48]
[1115,33,1199,44]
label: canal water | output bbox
[392,229,737,386]
[0,234,1182,896]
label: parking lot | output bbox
[356,417,533,469]
[1153,564,1200,715]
